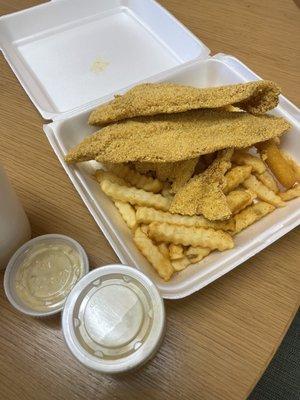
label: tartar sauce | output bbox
[14,242,84,312]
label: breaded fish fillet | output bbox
[88,81,280,125]
[65,109,290,164]
[170,158,198,193]
[170,149,233,220]
[133,159,198,192]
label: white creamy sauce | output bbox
[14,242,84,311]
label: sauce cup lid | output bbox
[4,234,89,317]
[62,264,165,374]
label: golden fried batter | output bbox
[151,163,176,182]
[65,109,290,164]
[169,149,233,220]
[133,159,197,192]
[170,158,198,193]
[132,162,157,175]
[88,81,280,125]
[129,161,175,181]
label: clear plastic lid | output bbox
[4,234,89,317]
[62,264,165,373]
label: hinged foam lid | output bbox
[0,0,210,120]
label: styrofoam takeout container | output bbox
[1,0,299,299]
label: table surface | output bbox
[0,1,299,399]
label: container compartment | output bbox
[44,57,300,298]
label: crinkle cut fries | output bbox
[65,81,299,281]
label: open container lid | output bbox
[0,0,210,120]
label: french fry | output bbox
[255,170,279,193]
[169,244,184,260]
[171,257,190,271]
[243,174,285,207]
[226,189,256,214]
[256,140,296,189]
[279,185,300,201]
[108,164,163,193]
[140,224,149,235]
[233,201,275,234]
[161,183,174,200]
[136,206,235,232]
[148,222,234,251]
[232,150,266,174]
[133,227,174,281]
[100,180,171,211]
[223,165,252,194]
[95,169,129,186]
[158,243,169,259]
[114,201,137,230]
[281,151,300,182]
[186,246,211,263]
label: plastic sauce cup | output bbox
[4,234,89,317]
[62,264,165,373]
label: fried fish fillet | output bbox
[133,161,176,182]
[170,158,198,193]
[88,80,280,125]
[65,109,290,164]
[133,159,198,192]
[169,149,233,220]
